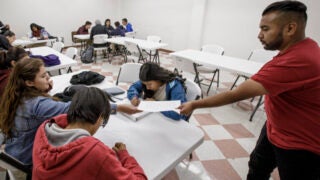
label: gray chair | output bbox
[198,44,225,94]
[116,63,142,85]
[0,150,32,180]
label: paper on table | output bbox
[137,100,181,112]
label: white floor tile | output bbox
[202,125,233,140]
[194,140,225,160]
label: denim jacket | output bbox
[5,96,70,165]
[127,79,187,120]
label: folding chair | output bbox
[0,150,32,180]
[116,63,142,85]
[52,42,64,53]
[197,44,225,94]
[184,79,202,159]
[124,41,147,63]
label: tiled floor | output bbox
[0,50,280,180]
[68,51,280,180]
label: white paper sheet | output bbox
[137,100,181,112]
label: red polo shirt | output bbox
[252,38,320,155]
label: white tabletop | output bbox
[13,38,56,47]
[49,71,204,180]
[170,49,264,77]
[73,34,90,40]
[106,37,168,50]
[29,46,77,72]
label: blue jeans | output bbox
[247,123,320,180]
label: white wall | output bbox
[1,0,319,58]
[119,0,320,58]
[0,0,120,45]
[118,0,193,51]
[202,0,320,58]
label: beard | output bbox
[262,31,284,50]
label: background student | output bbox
[0,20,10,35]
[32,87,147,180]
[127,62,187,120]
[0,31,16,50]
[90,19,109,40]
[179,1,320,179]
[122,18,133,32]
[77,21,92,35]
[104,19,114,33]
[110,21,125,37]
[0,47,29,97]
[30,23,51,39]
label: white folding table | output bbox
[170,49,265,121]
[29,46,77,74]
[49,71,204,180]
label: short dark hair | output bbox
[262,1,307,22]
[85,21,92,25]
[67,87,111,125]
[122,18,128,23]
[4,31,15,37]
[114,21,120,27]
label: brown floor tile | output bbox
[202,159,241,180]
[223,124,254,138]
[214,139,249,158]
[193,113,219,125]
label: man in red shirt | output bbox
[179,1,320,179]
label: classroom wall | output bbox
[120,0,320,58]
[0,0,120,45]
[1,0,319,58]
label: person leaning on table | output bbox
[179,1,320,179]
[32,87,147,180]
[0,58,141,166]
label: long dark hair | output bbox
[139,62,186,98]
[0,47,28,69]
[0,58,50,137]
[30,23,44,31]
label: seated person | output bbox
[110,21,125,37]
[105,19,114,33]
[127,62,188,120]
[0,31,16,50]
[122,18,133,32]
[0,20,10,35]
[90,19,109,48]
[0,58,140,166]
[0,47,29,97]
[77,21,92,35]
[30,23,52,39]
[90,19,109,40]
[32,87,147,179]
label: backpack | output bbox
[80,45,94,63]
[70,71,105,85]
[30,54,61,67]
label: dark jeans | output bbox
[247,123,320,180]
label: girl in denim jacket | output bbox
[0,58,70,165]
